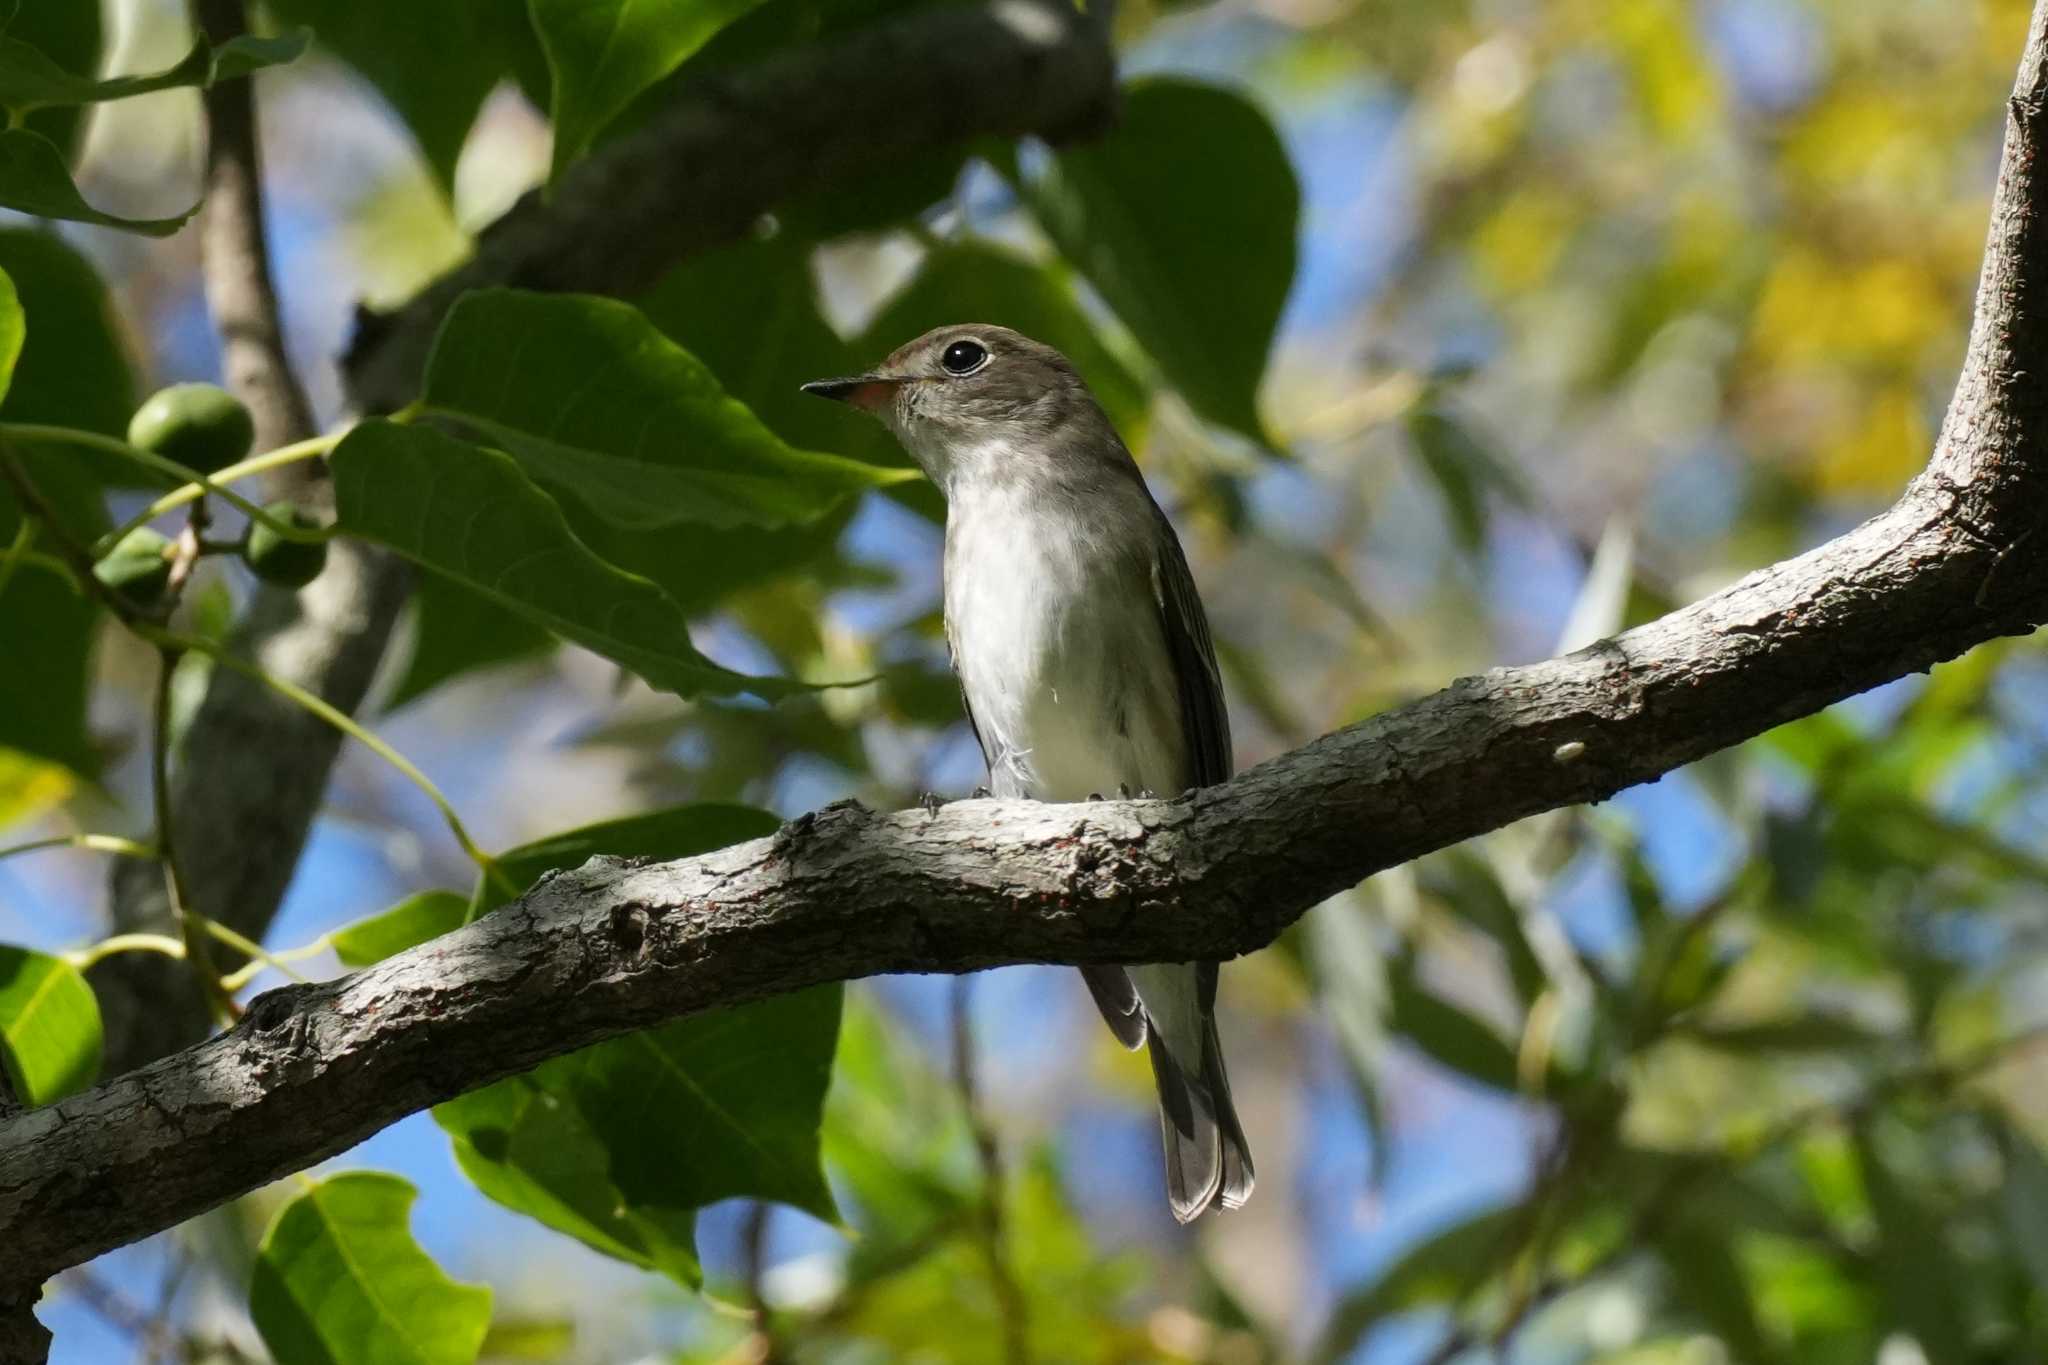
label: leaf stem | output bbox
[139,626,513,892]
[0,517,33,602]
[67,933,187,970]
[151,644,239,1023]
[0,424,334,550]
[90,430,342,555]
[0,833,157,865]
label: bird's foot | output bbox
[917,791,944,819]
[971,785,991,799]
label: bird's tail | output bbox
[1116,962,1254,1223]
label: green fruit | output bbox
[126,383,255,475]
[93,528,173,604]
[243,502,327,587]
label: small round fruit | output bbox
[126,383,255,475]
[93,528,173,604]
[243,502,327,587]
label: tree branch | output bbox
[12,0,2045,1320]
[89,0,1121,1074]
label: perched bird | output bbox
[803,325,1253,1221]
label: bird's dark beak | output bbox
[800,375,899,414]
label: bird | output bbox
[802,324,1253,1222]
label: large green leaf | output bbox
[436,1070,705,1284]
[0,943,101,1105]
[329,419,780,699]
[530,0,766,183]
[267,0,538,188]
[0,29,306,109]
[0,229,134,439]
[249,1172,492,1365]
[0,229,128,776]
[0,571,97,775]
[437,804,839,1280]
[0,128,195,236]
[856,240,1151,441]
[4,0,95,158]
[1024,79,1297,446]
[1387,958,1521,1093]
[331,891,470,968]
[386,570,555,711]
[421,290,910,531]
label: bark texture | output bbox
[90,0,1121,1075]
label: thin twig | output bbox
[949,976,1030,1365]
[153,646,240,1023]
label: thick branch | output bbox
[90,0,1120,1073]
[13,0,2045,1313]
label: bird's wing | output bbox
[1150,502,1232,788]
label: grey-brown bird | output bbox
[803,324,1253,1221]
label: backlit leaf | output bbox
[0,943,100,1105]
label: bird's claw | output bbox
[918,791,944,818]
[971,785,991,799]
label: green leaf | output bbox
[3,0,95,158]
[0,28,306,109]
[1853,1127,1970,1361]
[1406,408,1528,552]
[1654,1220,1780,1365]
[421,290,910,532]
[1024,79,1297,445]
[0,229,128,777]
[0,128,195,235]
[331,891,469,968]
[386,571,555,710]
[1387,958,1522,1093]
[0,228,135,439]
[531,0,766,182]
[0,943,101,1105]
[329,419,781,699]
[436,1068,705,1286]
[0,263,19,402]
[437,802,836,1276]
[436,986,841,1281]
[1309,1205,1515,1363]
[1997,1123,2048,1298]
[250,1171,492,1365]
[267,0,537,188]
[857,240,1151,440]
[0,571,97,775]
[473,802,781,916]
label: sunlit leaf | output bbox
[250,1172,492,1365]
[422,290,910,531]
[1025,79,1297,445]
[329,420,783,699]
[0,263,21,403]
[330,891,469,968]
[531,0,766,182]
[0,943,100,1105]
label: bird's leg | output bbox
[918,790,944,819]
[1117,782,1132,799]
[971,785,991,799]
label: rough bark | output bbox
[10,0,2046,1337]
[90,0,1121,1074]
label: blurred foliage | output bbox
[4,0,2048,1363]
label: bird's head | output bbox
[801,324,1109,493]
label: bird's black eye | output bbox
[940,339,989,375]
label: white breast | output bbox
[944,479,1185,803]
